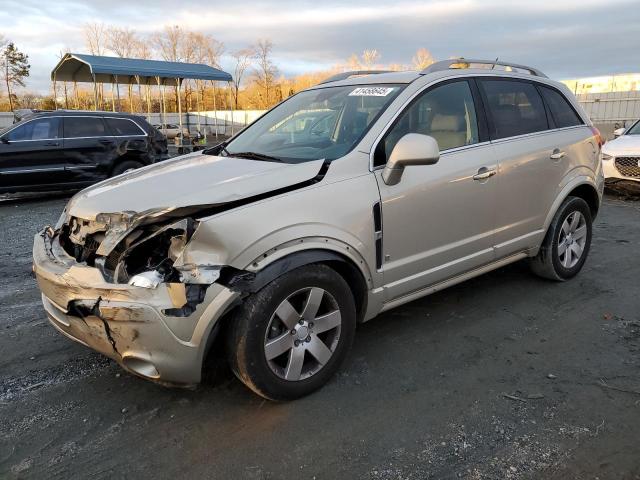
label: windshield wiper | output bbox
[228,151,283,162]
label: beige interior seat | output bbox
[429,114,467,150]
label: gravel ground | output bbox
[0,193,639,479]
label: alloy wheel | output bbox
[264,287,342,381]
[557,211,587,269]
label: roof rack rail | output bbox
[318,70,394,85]
[421,59,547,78]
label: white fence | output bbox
[2,93,640,139]
[0,110,267,135]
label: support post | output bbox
[92,74,99,111]
[110,78,115,112]
[212,80,219,140]
[52,73,58,110]
[146,82,151,122]
[159,77,167,130]
[228,80,235,136]
[128,79,134,113]
[195,79,203,143]
[73,81,79,109]
[177,78,184,147]
[115,75,121,111]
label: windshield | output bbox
[625,121,640,135]
[219,84,404,163]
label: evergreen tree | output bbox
[1,43,30,111]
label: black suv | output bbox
[0,111,168,193]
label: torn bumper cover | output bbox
[32,229,239,385]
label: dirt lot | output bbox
[1,193,639,479]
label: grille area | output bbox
[615,157,640,178]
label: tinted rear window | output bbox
[106,118,145,136]
[539,86,583,128]
[480,80,548,139]
[64,117,107,137]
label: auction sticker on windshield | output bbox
[349,87,396,96]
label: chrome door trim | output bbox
[1,115,147,142]
[0,166,65,175]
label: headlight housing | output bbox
[602,153,614,161]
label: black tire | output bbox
[111,160,144,177]
[530,196,592,281]
[227,264,356,401]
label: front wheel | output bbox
[227,264,356,400]
[530,196,592,281]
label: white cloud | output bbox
[1,0,638,92]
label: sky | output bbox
[1,0,639,93]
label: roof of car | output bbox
[33,110,144,118]
[314,60,554,89]
[315,71,421,88]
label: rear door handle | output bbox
[99,139,114,145]
[550,149,566,160]
[473,167,497,181]
[44,141,60,147]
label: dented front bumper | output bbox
[32,230,239,386]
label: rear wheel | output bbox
[111,160,144,177]
[530,196,592,281]
[227,264,356,400]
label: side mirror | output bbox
[382,133,440,185]
[613,128,625,138]
[0,137,8,144]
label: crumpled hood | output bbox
[603,135,640,155]
[67,152,326,220]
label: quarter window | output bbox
[538,86,582,128]
[105,118,145,136]
[376,80,479,166]
[64,117,107,138]
[480,80,548,139]
[6,118,60,141]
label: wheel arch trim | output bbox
[543,175,600,233]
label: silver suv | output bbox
[33,59,604,400]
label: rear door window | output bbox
[480,79,549,139]
[538,86,583,128]
[105,118,146,136]
[6,118,60,141]
[63,117,107,138]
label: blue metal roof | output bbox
[52,53,232,85]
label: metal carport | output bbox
[51,53,234,144]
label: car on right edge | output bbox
[602,119,640,190]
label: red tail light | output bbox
[589,126,603,148]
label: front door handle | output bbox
[550,149,566,160]
[44,141,60,147]
[99,139,114,145]
[473,167,497,181]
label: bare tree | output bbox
[412,48,435,70]
[153,25,183,62]
[252,39,278,108]
[346,54,361,70]
[106,26,138,58]
[84,22,107,56]
[231,48,252,109]
[361,49,380,68]
[346,50,380,70]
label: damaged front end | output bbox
[33,208,241,386]
[60,210,216,316]
[32,158,330,385]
